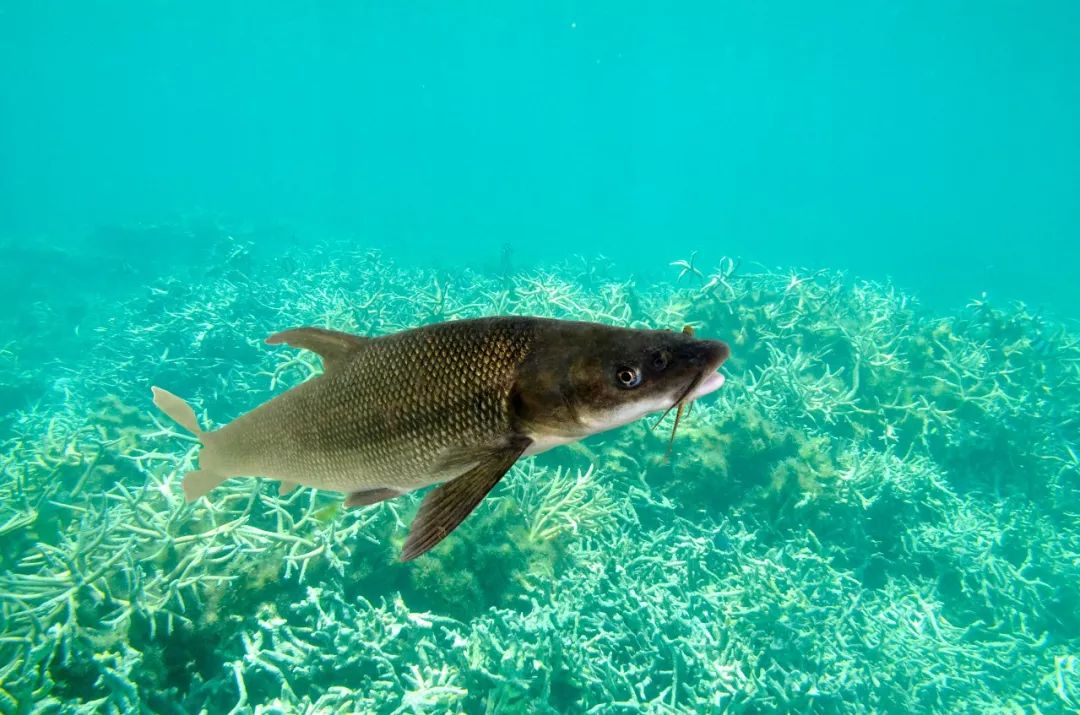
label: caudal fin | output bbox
[181,469,228,502]
[151,387,228,502]
[151,386,205,437]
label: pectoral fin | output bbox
[401,436,531,561]
[265,327,371,374]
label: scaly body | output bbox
[203,319,532,494]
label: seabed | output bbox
[0,228,1077,713]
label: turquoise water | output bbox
[1,2,1078,713]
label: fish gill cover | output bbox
[0,227,1077,713]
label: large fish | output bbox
[152,316,729,560]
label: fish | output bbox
[151,316,730,560]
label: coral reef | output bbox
[0,227,1077,712]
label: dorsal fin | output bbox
[265,327,371,374]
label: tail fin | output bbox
[180,470,227,502]
[151,386,205,437]
[150,387,227,502]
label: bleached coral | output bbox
[0,228,1076,712]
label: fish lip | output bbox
[689,370,726,400]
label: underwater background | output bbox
[1,1,1078,713]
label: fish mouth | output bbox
[677,339,730,406]
[671,365,725,410]
[689,370,726,400]
[653,339,729,456]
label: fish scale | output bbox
[210,320,533,493]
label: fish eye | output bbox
[616,366,642,388]
[651,352,669,371]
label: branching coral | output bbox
[513,463,617,543]
[0,230,1076,713]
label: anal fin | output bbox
[401,436,531,561]
[345,487,404,508]
[279,481,299,496]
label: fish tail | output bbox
[180,469,228,502]
[151,386,228,502]
[151,386,207,438]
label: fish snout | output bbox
[684,339,730,400]
[701,339,730,369]
[684,339,730,371]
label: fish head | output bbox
[512,321,730,448]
